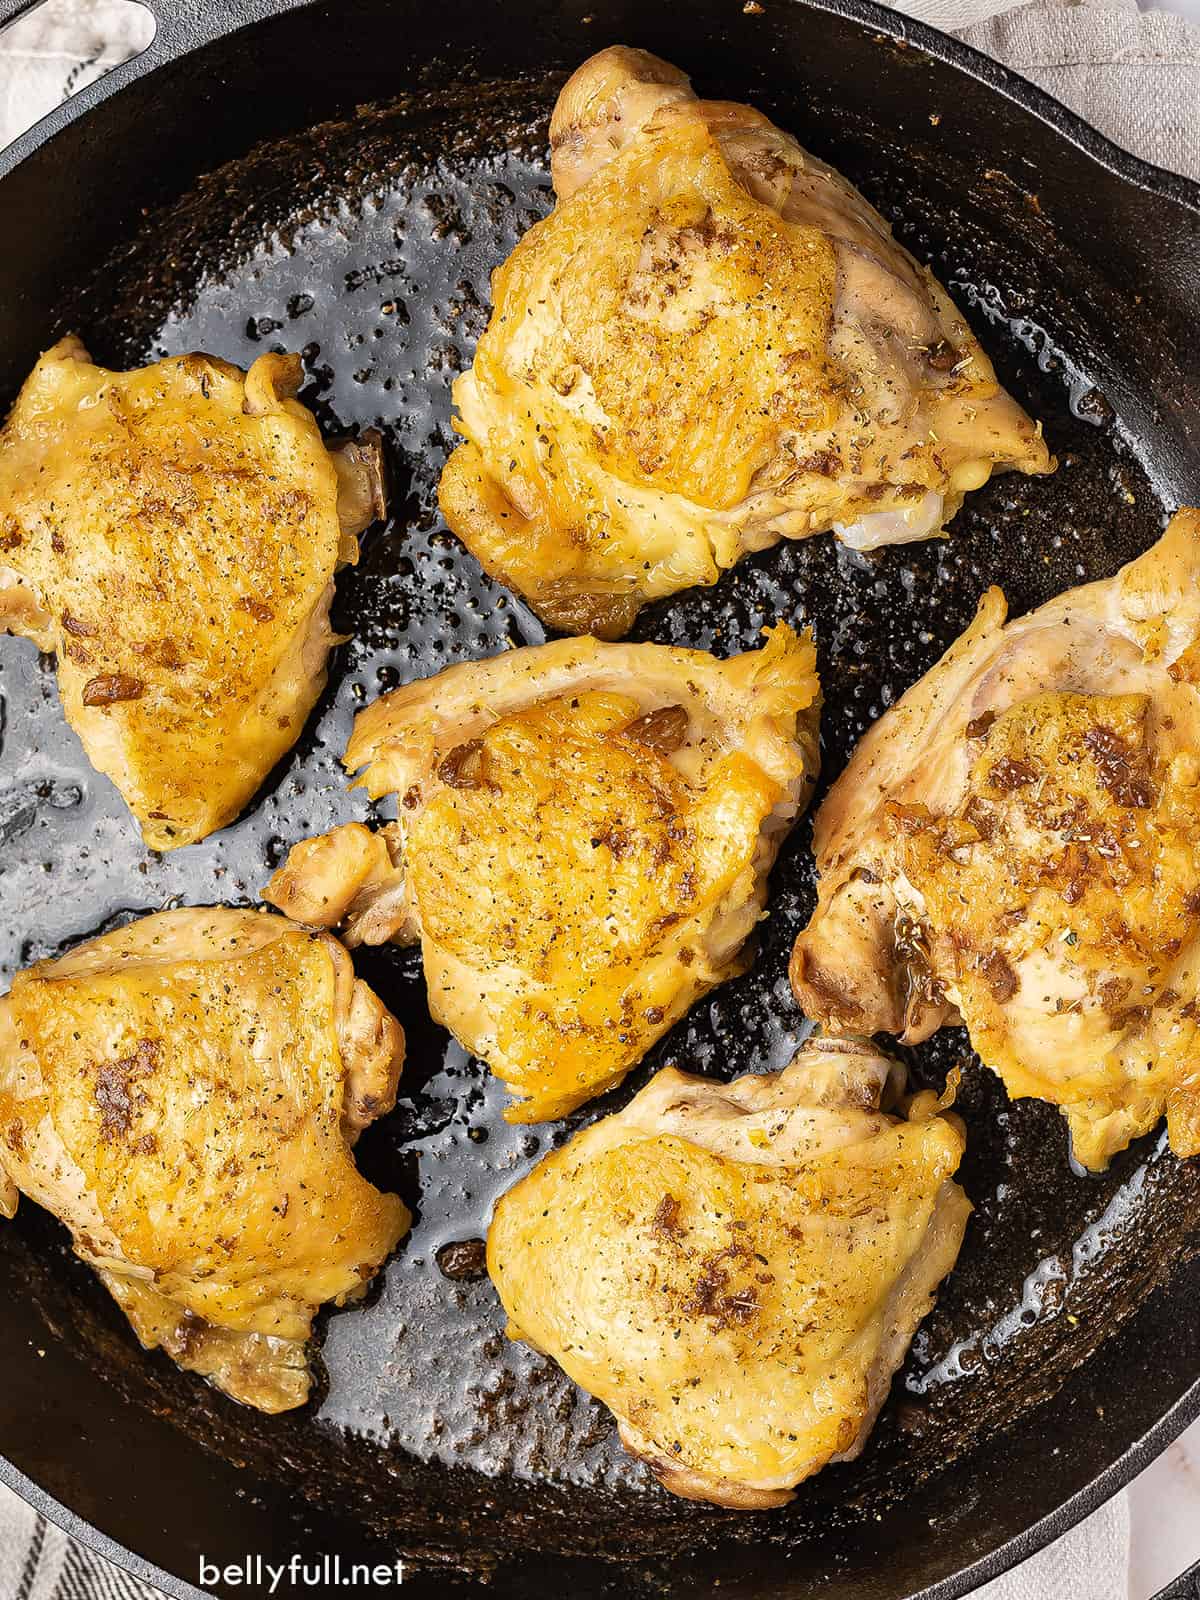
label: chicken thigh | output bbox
[265,626,820,1120]
[487,1035,969,1507]
[438,46,1053,638]
[792,509,1200,1171]
[0,338,385,849]
[0,907,407,1412]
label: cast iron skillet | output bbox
[0,1,1199,1596]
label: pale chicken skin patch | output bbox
[792,509,1200,1171]
[487,1037,969,1507]
[266,626,820,1120]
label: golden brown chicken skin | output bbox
[793,509,1200,1171]
[265,626,820,1121]
[439,46,1053,638]
[487,1036,969,1507]
[0,907,407,1412]
[0,338,385,849]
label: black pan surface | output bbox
[0,2,1199,1597]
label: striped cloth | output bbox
[0,2,1196,1598]
[0,1489,157,1600]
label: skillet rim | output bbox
[2,1355,1198,1600]
[0,0,1197,1594]
[0,0,1196,215]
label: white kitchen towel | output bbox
[972,1491,1133,1600]
[0,0,152,140]
[0,1,1197,1598]
[960,0,1200,180]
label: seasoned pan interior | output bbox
[1,9,1200,1599]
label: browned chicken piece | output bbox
[0,907,408,1412]
[488,1035,969,1507]
[438,46,1053,638]
[265,626,820,1121]
[792,509,1200,1171]
[0,338,385,849]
